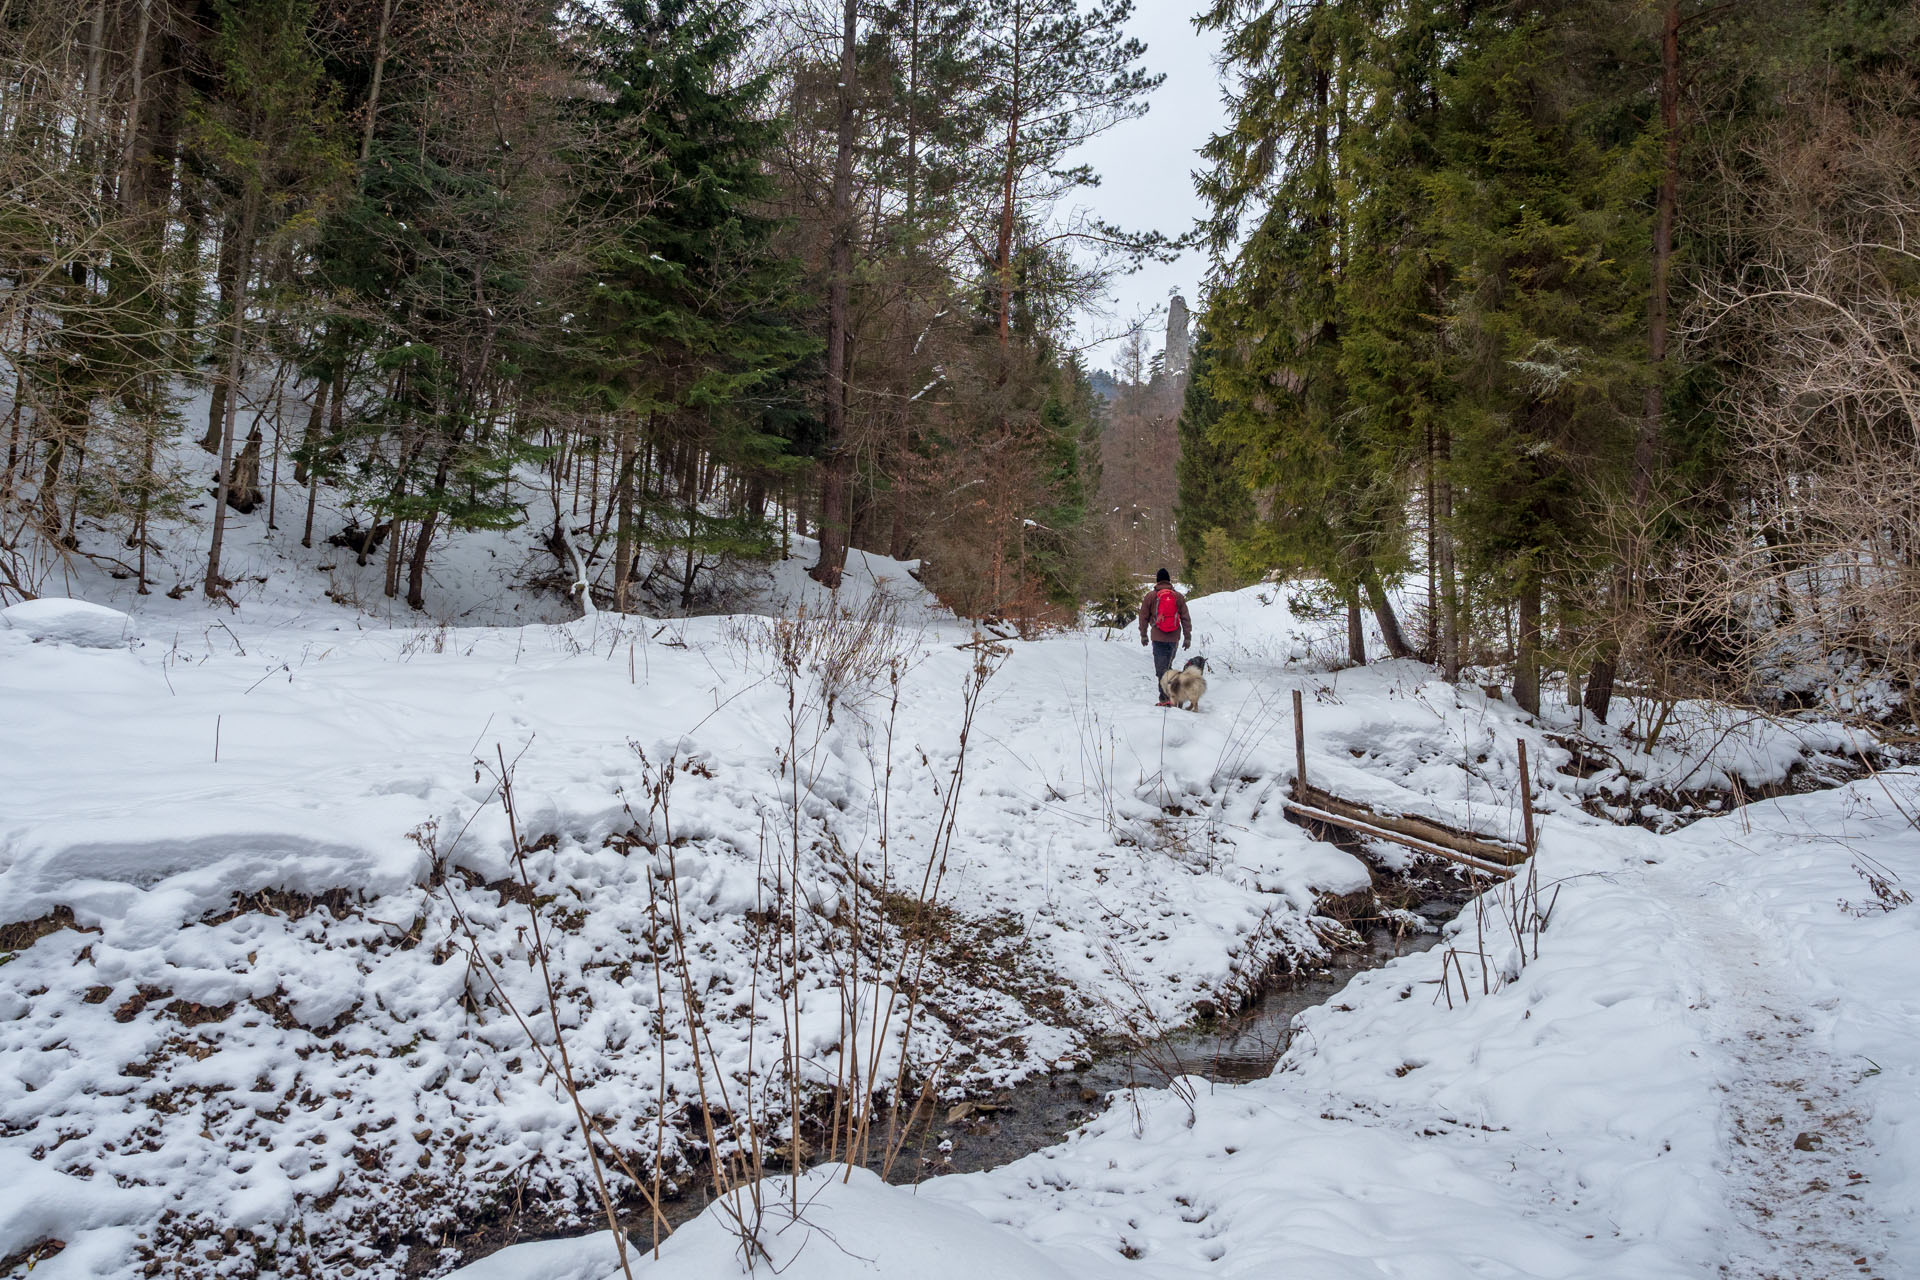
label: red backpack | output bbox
[1154,587,1179,634]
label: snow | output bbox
[467,770,1918,1280]
[635,1166,1089,1278]
[2,560,1910,1279]
[1,597,138,647]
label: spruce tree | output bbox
[1426,1,1647,712]
[1172,326,1254,583]
[563,0,809,609]
[1197,0,1412,661]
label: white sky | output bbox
[1067,2,1227,371]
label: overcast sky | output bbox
[1067,3,1227,371]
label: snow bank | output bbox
[2,597,137,647]
[632,1167,1091,1279]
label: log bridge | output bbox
[1284,689,1535,880]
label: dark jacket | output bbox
[1138,585,1192,645]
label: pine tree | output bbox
[1172,326,1254,582]
[1197,0,1411,661]
[976,0,1170,343]
[563,0,809,609]
[1426,1,1648,712]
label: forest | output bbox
[1181,0,1920,725]
[0,0,1171,623]
[3,0,1917,729]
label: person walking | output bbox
[1138,568,1192,706]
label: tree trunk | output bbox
[810,0,858,589]
[406,511,437,611]
[384,515,405,600]
[1437,428,1460,680]
[1364,573,1414,659]
[359,0,397,170]
[204,190,258,599]
[1424,419,1437,659]
[301,367,343,548]
[1513,577,1542,716]
[200,221,241,453]
[612,419,637,611]
[134,432,153,594]
[294,371,328,487]
[1346,594,1366,666]
[116,0,153,206]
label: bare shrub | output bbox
[1672,78,1920,717]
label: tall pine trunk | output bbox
[1346,593,1366,666]
[810,0,858,589]
[204,190,258,599]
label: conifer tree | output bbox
[1197,0,1411,661]
[1426,1,1647,711]
[563,0,809,609]
[1172,327,1253,582]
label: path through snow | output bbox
[1667,860,1897,1279]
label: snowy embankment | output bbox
[523,773,1920,1280]
[0,574,1903,1279]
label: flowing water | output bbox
[885,905,1458,1180]
[422,902,1458,1271]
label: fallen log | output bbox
[1297,783,1530,867]
[1283,798,1518,879]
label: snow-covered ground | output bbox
[2,565,1909,1279]
[473,772,1920,1280]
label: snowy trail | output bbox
[1659,850,1900,1279]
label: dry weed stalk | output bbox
[437,749,643,1278]
[613,610,997,1268]
[1437,743,1558,1008]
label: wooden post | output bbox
[1517,738,1537,855]
[1293,688,1307,801]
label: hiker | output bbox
[1138,568,1192,706]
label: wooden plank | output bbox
[1298,783,1529,866]
[1284,799,1517,879]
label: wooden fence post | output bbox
[1517,738,1537,855]
[1293,688,1307,801]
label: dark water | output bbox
[886,909,1454,1179]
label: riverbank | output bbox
[590,770,1920,1279]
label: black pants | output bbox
[1151,639,1178,700]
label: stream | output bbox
[885,904,1458,1180]
[420,901,1458,1273]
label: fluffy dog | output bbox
[1160,655,1208,711]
